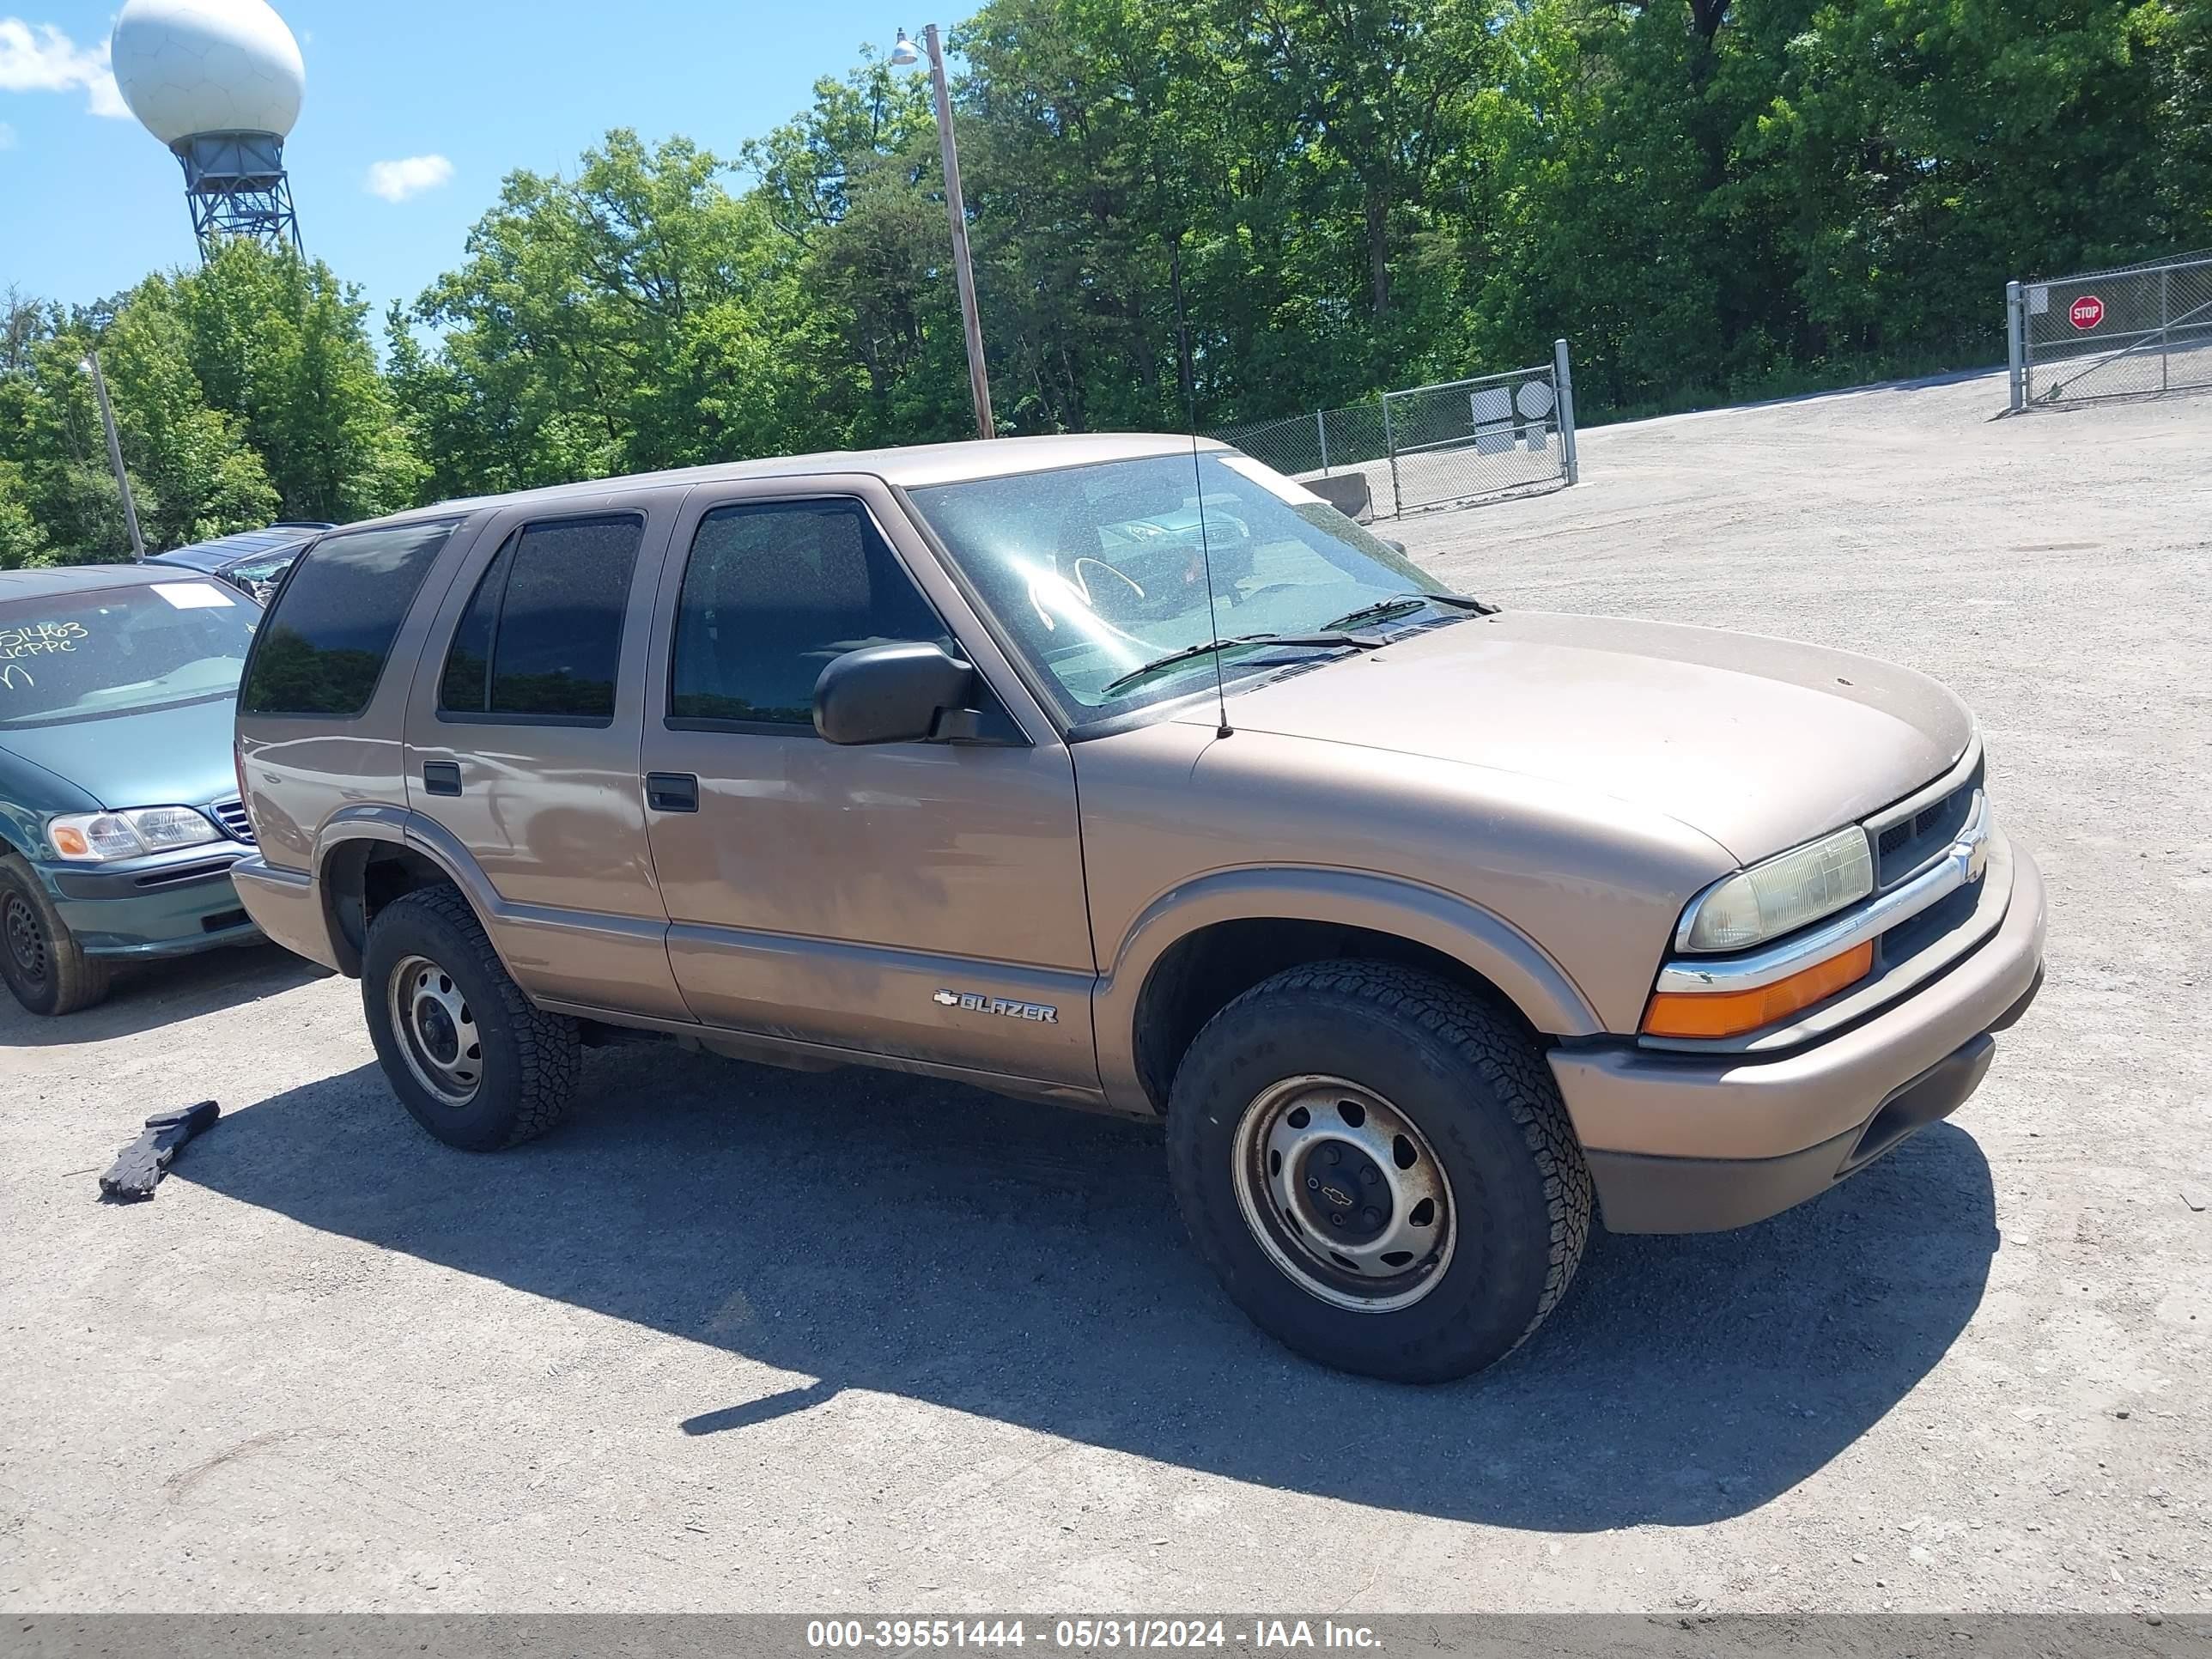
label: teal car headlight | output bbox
[46,806,222,862]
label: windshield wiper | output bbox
[1101,630,1385,696]
[1322,591,1497,632]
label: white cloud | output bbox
[0,18,127,118]
[365,154,454,203]
[0,121,15,149]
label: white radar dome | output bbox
[112,0,306,149]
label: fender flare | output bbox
[311,806,517,980]
[1093,866,1603,1112]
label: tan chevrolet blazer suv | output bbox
[229,434,2045,1382]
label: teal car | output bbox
[0,564,265,1016]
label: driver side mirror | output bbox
[813,641,982,745]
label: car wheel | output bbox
[1166,961,1593,1382]
[361,884,580,1151]
[0,855,112,1017]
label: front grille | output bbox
[1874,757,1981,890]
[1875,877,1980,968]
[132,858,236,890]
[210,797,255,844]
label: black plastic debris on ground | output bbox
[99,1101,220,1202]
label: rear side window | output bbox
[438,515,642,724]
[669,500,943,728]
[240,522,456,717]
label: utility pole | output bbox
[898,25,995,440]
[82,350,146,562]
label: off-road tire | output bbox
[1166,961,1593,1382]
[0,854,112,1017]
[362,884,580,1151]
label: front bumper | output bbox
[38,846,261,959]
[1549,837,2045,1234]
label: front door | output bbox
[637,478,1097,1091]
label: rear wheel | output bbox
[362,884,580,1151]
[1167,962,1592,1382]
[0,856,112,1017]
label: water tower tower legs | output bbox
[176,131,301,255]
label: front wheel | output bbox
[362,884,580,1151]
[1167,962,1593,1382]
[0,856,112,1017]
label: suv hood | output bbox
[1193,611,1972,863]
[0,694,240,814]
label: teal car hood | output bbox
[1,693,239,812]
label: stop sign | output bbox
[2069,295,2106,331]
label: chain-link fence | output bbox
[2007,251,2212,410]
[1210,402,1393,494]
[1209,342,1579,519]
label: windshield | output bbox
[0,580,258,729]
[908,452,1451,722]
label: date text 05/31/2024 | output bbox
[806,1621,1382,1651]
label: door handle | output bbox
[646,772,699,813]
[422,761,462,797]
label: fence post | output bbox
[1379,392,1401,519]
[1553,339,1580,487]
[2160,267,2171,394]
[2005,281,2026,413]
[1316,408,1330,476]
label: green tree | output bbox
[0,460,49,571]
[100,283,279,550]
[173,241,424,521]
[398,130,837,490]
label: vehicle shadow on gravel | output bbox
[179,1041,1998,1531]
[0,942,326,1048]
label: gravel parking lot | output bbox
[3,368,2208,1614]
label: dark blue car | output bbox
[0,564,265,1015]
[148,521,331,604]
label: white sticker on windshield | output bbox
[1218,454,1329,507]
[151,581,236,610]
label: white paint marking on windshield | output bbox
[0,620,86,659]
[150,582,235,610]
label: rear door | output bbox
[403,493,688,1019]
[636,475,1097,1091]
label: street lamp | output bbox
[78,350,147,562]
[893,24,995,441]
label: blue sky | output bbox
[0,1,921,321]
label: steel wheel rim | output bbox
[3,892,48,988]
[388,953,483,1107]
[1231,1073,1457,1314]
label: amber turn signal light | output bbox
[1641,940,1874,1039]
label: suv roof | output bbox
[351,433,1231,532]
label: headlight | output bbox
[1677,825,1874,952]
[47,807,222,863]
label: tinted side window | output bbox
[438,516,641,723]
[670,501,944,728]
[241,522,456,717]
[438,538,508,713]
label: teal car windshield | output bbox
[0,580,258,729]
[908,453,1451,722]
